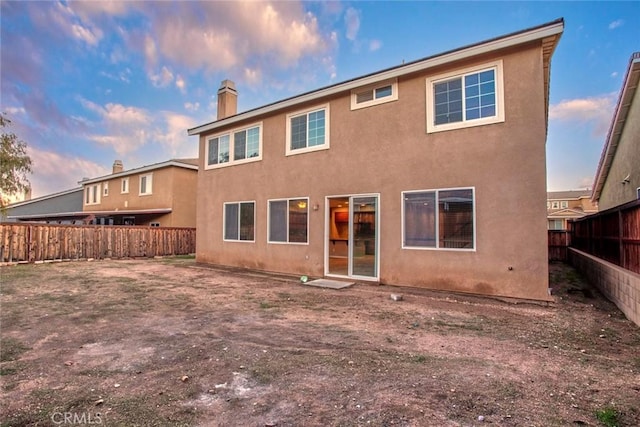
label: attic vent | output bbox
[351,79,398,110]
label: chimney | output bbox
[112,160,123,174]
[217,80,237,120]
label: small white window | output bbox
[351,79,398,110]
[103,182,109,196]
[426,60,504,133]
[139,173,153,195]
[560,201,568,209]
[286,104,330,156]
[121,177,129,194]
[150,222,160,227]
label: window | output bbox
[121,177,129,194]
[139,173,153,195]
[560,201,568,209]
[206,123,262,169]
[224,202,255,241]
[548,219,564,230]
[426,60,504,133]
[103,182,109,196]
[403,188,475,250]
[351,79,398,110]
[268,198,309,244]
[286,105,330,156]
[637,187,640,200]
[551,201,559,209]
[85,184,101,205]
[150,222,160,227]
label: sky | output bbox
[1,0,638,199]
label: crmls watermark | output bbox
[50,412,103,425]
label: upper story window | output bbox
[85,184,101,205]
[103,182,109,197]
[551,201,559,209]
[560,201,568,209]
[121,177,129,194]
[351,79,398,110]
[206,123,262,169]
[286,104,330,156]
[139,173,153,196]
[426,60,504,133]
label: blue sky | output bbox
[1,1,638,198]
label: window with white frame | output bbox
[268,198,309,244]
[85,184,101,205]
[121,177,129,194]
[351,79,398,110]
[286,105,329,155]
[560,201,568,209]
[548,219,564,230]
[139,173,153,195]
[426,60,504,133]
[206,123,262,169]
[551,201,559,209]
[103,182,109,196]
[223,201,255,241]
[403,188,475,250]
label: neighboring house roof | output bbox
[79,158,199,185]
[592,52,640,202]
[547,190,591,200]
[8,208,172,222]
[5,187,82,209]
[547,208,589,218]
[188,18,563,136]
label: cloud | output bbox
[175,75,186,93]
[549,93,617,137]
[344,7,360,41]
[611,71,618,78]
[27,148,110,197]
[369,39,382,52]
[184,102,200,112]
[149,66,174,88]
[608,19,624,30]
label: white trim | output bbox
[205,122,263,170]
[426,60,505,133]
[103,182,109,197]
[139,173,153,196]
[188,20,563,136]
[285,104,330,156]
[84,184,101,206]
[350,79,398,110]
[267,197,310,245]
[401,187,476,252]
[79,159,197,185]
[222,200,256,242]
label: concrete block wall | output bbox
[569,248,640,327]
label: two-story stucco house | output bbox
[80,159,198,227]
[547,190,598,230]
[188,19,564,301]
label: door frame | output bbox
[324,193,380,281]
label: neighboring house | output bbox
[2,187,84,223]
[79,159,198,227]
[592,52,640,211]
[188,19,564,301]
[546,190,598,230]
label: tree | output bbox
[1,113,33,210]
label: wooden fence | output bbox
[548,229,571,261]
[0,223,196,263]
[571,199,640,274]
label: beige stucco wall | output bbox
[196,42,551,301]
[83,166,197,227]
[598,89,640,211]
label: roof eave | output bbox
[79,160,198,186]
[188,19,564,136]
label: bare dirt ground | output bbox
[1,258,639,427]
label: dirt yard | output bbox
[1,258,639,427]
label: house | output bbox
[546,190,597,230]
[592,52,640,211]
[188,19,564,301]
[79,159,198,227]
[1,187,84,223]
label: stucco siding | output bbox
[196,43,551,301]
[598,89,640,210]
